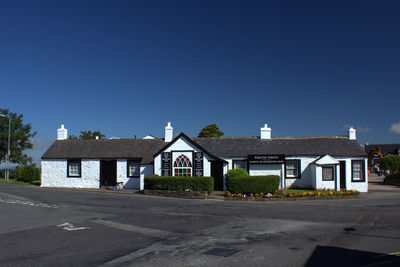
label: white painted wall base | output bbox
[41,159,100,188]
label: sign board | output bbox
[248,154,285,164]
[193,152,204,176]
[161,152,172,176]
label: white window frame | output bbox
[285,159,300,178]
[352,160,365,182]
[127,161,140,177]
[233,160,247,171]
[322,166,335,181]
[67,159,81,177]
[173,154,192,177]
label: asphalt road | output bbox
[0,180,399,267]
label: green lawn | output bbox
[0,178,40,186]
[283,189,333,193]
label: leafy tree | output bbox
[380,154,400,173]
[0,109,36,165]
[198,123,224,138]
[68,130,105,140]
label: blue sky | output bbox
[0,0,399,164]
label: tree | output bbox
[198,123,224,138]
[380,154,400,173]
[0,109,36,165]
[68,130,106,140]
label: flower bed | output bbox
[224,189,360,201]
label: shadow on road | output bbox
[304,246,400,267]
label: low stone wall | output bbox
[144,190,208,199]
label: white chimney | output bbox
[260,123,271,140]
[165,122,173,142]
[57,124,68,140]
[349,127,356,140]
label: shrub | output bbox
[226,175,280,194]
[226,168,249,179]
[17,165,40,183]
[384,172,400,186]
[145,175,214,194]
[380,154,400,173]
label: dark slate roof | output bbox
[42,139,167,164]
[42,135,367,163]
[194,136,367,157]
[365,144,400,155]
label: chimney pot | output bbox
[349,127,356,140]
[165,122,173,142]
[57,124,68,140]
[260,123,271,140]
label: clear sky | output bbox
[0,0,399,164]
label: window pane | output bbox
[173,155,192,177]
[129,162,140,177]
[352,161,363,180]
[286,161,295,169]
[286,160,299,177]
[322,167,333,180]
[69,163,80,176]
[234,161,247,170]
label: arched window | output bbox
[173,154,192,177]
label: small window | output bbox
[233,161,247,171]
[127,161,140,177]
[286,160,301,178]
[352,160,365,182]
[322,166,334,181]
[67,159,81,177]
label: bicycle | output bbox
[106,182,124,191]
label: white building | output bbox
[41,123,368,192]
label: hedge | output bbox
[17,165,41,183]
[226,175,280,194]
[384,172,400,186]
[226,168,249,179]
[144,175,214,194]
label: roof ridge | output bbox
[193,136,348,140]
[272,136,348,140]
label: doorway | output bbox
[211,161,224,191]
[339,161,346,190]
[100,160,117,187]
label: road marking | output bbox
[0,198,59,209]
[57,222,90,231]
[93,219,175,238]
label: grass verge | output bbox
[0,178,40,186]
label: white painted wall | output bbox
[314,165,337,190]
[340,157,368,192]
[249,164,281,176]
[311,164,316,189]
[140,164,153,190]
[41,159,100,188]
[115,160,153,190]
[116,159,140,189]
[311,157,368,192]
[285,156,318,188]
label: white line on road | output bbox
[93,219,175,238]
[0,198,60,209]
[57,222,90,231]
